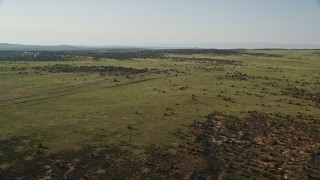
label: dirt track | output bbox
[0,71,172,107]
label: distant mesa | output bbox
[0,43,140,51]
[0,42,320,51]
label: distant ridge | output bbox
[0,42,319,51]
[145,42,320,49]
[0,43,87,51]
[0,43,141,51]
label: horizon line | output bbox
[1,42,320,50]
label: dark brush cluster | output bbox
[0,50,164,61]
[33,64,149,75]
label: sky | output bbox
[0,0,319,48]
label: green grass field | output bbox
[0,49,319,179]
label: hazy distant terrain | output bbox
[0,43,141,51]
[0,49,319,179]
[1,43,320,51]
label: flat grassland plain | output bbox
[0,49,319,179]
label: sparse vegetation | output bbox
[0,49,319,179]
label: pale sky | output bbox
[0,0,319,47]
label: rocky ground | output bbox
[1,112,319,179]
